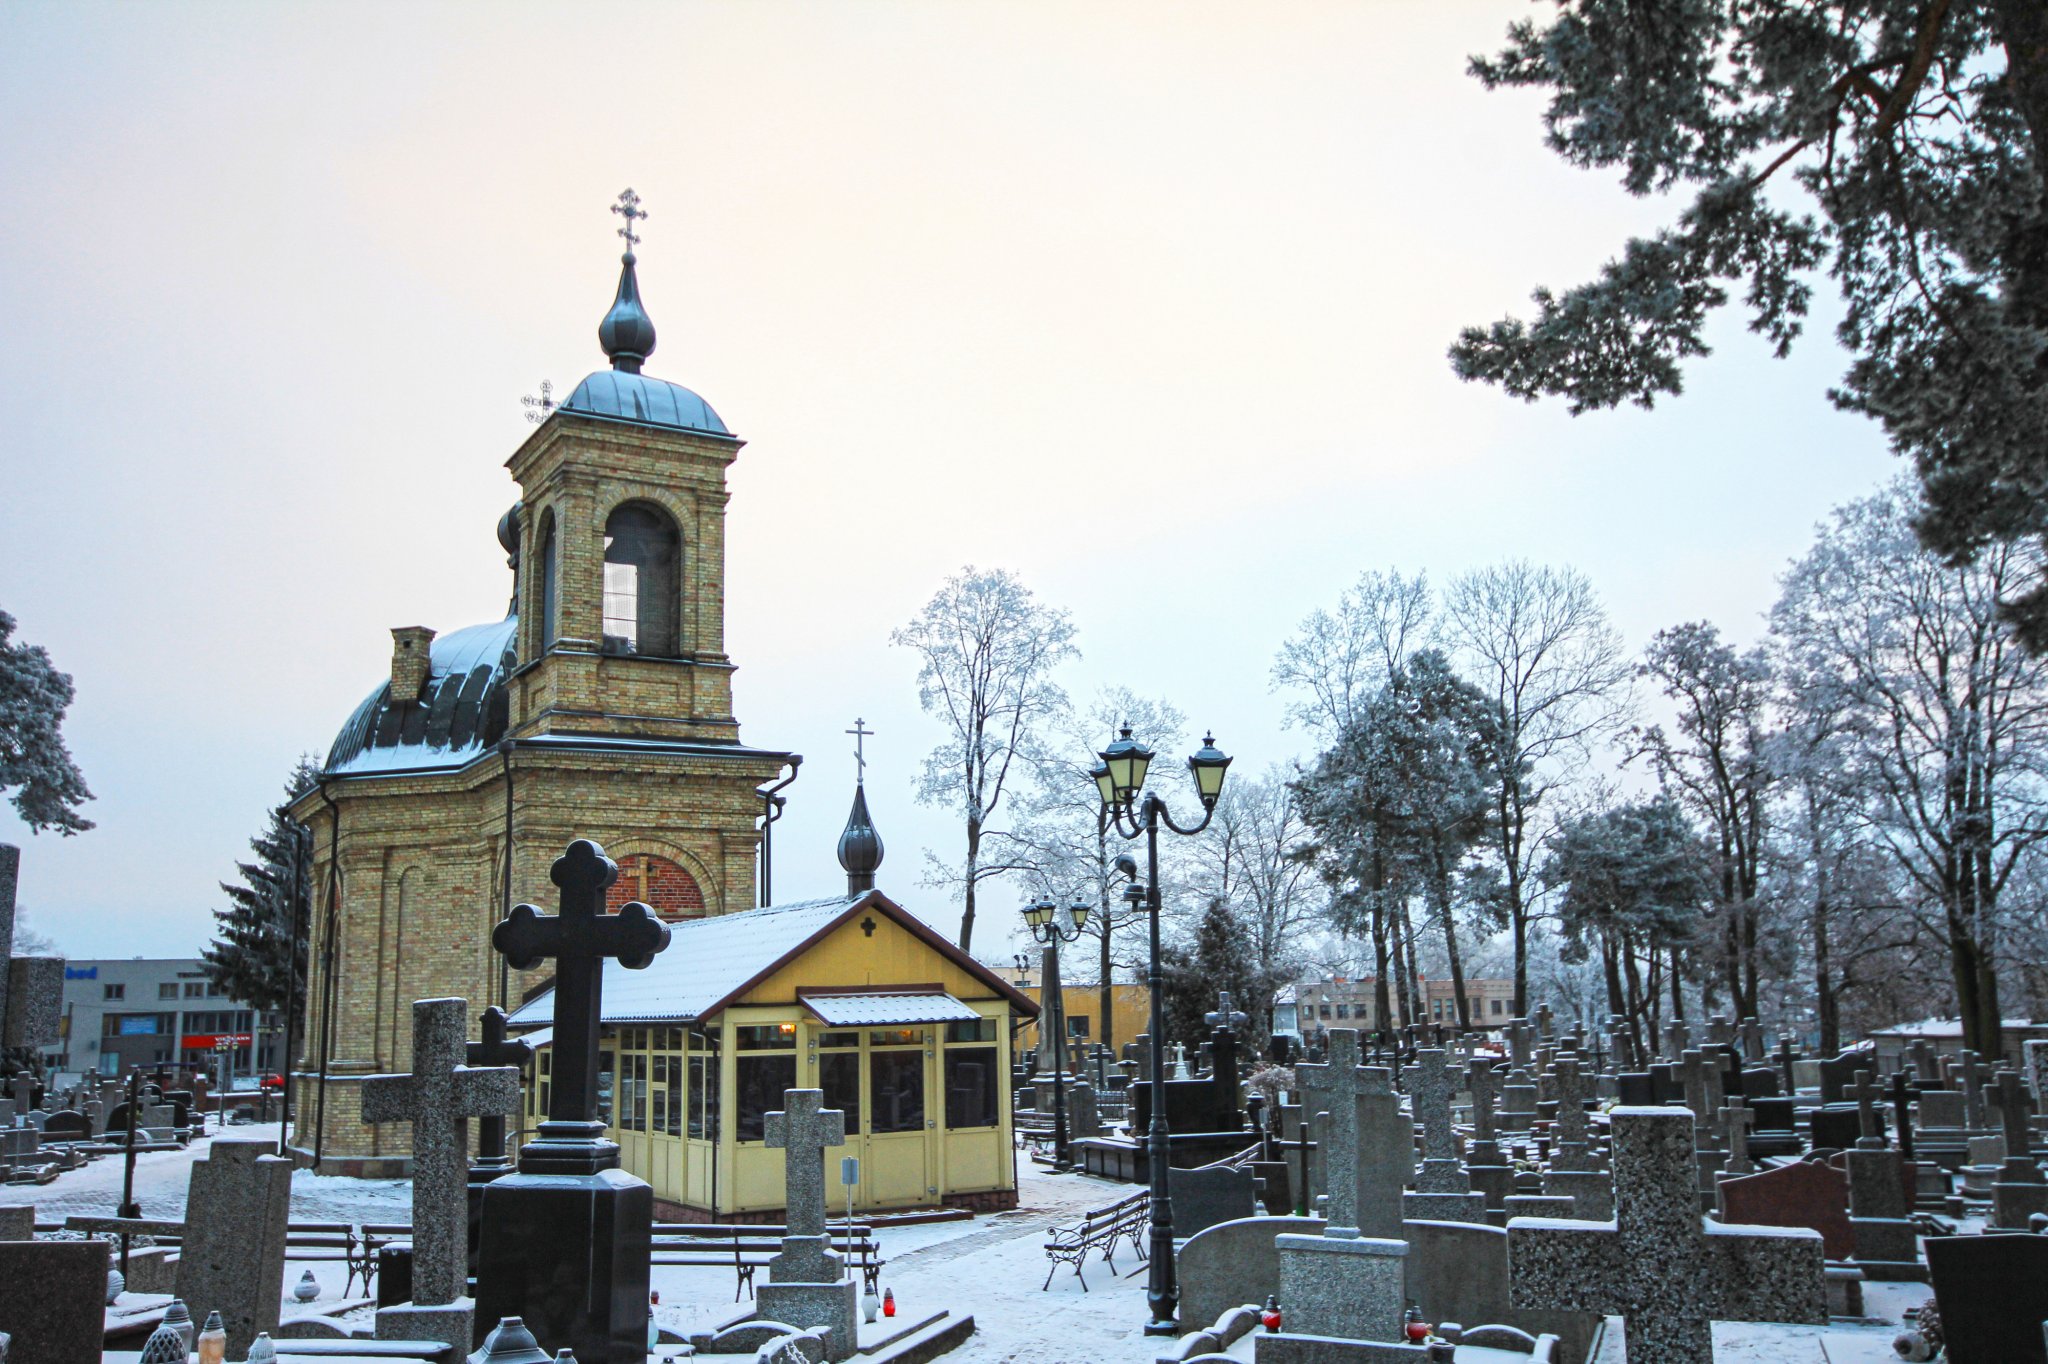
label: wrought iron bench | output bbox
[1041,1189,1147,1291]
[650,1221,884,1300]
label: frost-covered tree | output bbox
[203,759,319,1029]
[1637,623,1777,1017]
[1443,562,1633,1014]
[1186,768,1325,1037]
[1273,569,1434,738]
[1452,3,2048,645]
[1772,479,2048,1055]
[893,567,1078,951]
[0,610,93,835]
[1545,796,1712,1059]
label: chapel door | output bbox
[863,1028,933,1207]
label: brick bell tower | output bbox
[291,191,799,1173]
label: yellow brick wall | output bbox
[288,403,794,1168]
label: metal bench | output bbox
[1042,1190,1147,1291]
[649,1221,884,1300]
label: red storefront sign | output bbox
[180,1034,252,1050]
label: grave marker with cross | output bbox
[1719,1103,1756,1178]
[492,838,670,1172]
[1297,1029,1395,1237]
[1508,1106,1826,1364]
[466,1006,532,1172]
[764,1090,849,1280]
[361,997,521,1307]
[1402,1049,1464,1193]
[1846,1070,1887,1150]
[1466,1056,1503,1161]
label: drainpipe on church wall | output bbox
[757,758,802,907]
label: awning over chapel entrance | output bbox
[800,991,981,1027]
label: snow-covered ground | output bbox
[4,1137,1933,1362]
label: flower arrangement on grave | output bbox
[1245,1064,1296,1110]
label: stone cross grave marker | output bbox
[1740,1017,1764,1061]
[493,839,670,1150]
[1990,1068,2035,1159]
[362,998,521,1307]
[1953,1050,1990,1128]
[1707,1014,1735,1047]
[1847,1070,1887,1150]
[1508,1106,1825,1364]
[2026,1039,2048,1110]
[1534,1003,1554,1040]
[1720,1104,1756,1178]
[1506,1016,1533,1068]
[1403,1049,1463,1192]
[1987,1067,2048,1230]
[1665,1018,1691,1061]
[1680,1050,1715,1136]
[1466,1057,1501,1158]
[1549,1055,1596,1171]
[764,1090,848,1280]
[1298,1029,1389,1237]
[465,1006,532,1171]
[759,1089,859,1361]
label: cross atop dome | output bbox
[598,187,657,373]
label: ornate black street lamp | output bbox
[1096,726,1231,1337]
[1021,897,1091,1170]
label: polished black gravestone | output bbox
[475,840,671,1364]
[1926,1232,2048,1364]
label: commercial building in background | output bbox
[48,959,282,1081]
[1293,974,1517,1035]
[1008,964,1151,1059]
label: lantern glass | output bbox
[1091,763,1118,807]
[1187,732,1232,807]
[1099,726,1155,802]
[1069,901,1091,933]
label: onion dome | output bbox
[837,783,885,895]
[597,248,657,373]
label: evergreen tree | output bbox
[1159,896,1255,1047]
[1449,3,2048,645]
[0,609,93,835]
[203,760,319,1028]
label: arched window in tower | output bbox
[607,854,707,921]
[537,510,559,651]
[602,502,681,657]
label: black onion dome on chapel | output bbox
[837,784,885,895]
[325,617,518,776]
[558,247,730,436]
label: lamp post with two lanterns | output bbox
[1092,725,1231,1338]
[1020,897,1091,1171]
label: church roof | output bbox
[559,369,730,436]
[504,888,1040,1029]
[325,616,517,776]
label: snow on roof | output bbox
[802,993,979,1027]
[325,616,517,776]
[505,894,865,1028]
[1865,1017,2045,1038]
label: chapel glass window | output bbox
[869,1050,925,1134]
[537,511,558,650]
[943,1047,998,1129]
[736,1054,796,1142]
[601,502,680,657]
[819,1051,861,1135]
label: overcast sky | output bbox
[0,2,1894,967]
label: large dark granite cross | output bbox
[1991,1069,2037,1160]
[466,1006,532,1171]
[493,839,670,1153]
[361,997,521,1307]
[1508,1106,1826,1364]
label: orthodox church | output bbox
[291,195,801,1171]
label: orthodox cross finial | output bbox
[847,717,874,783]
[611,188,647,254]
[522,380,554,424]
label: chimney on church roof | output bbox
[391,627,436,701]
[837,783,884,897]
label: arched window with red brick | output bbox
[607,853,706,921]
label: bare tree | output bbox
[1772,480,2048,1056]
[1272,569,1433,738]
[1443,562,1633,1015]
[894,566,1078,951]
